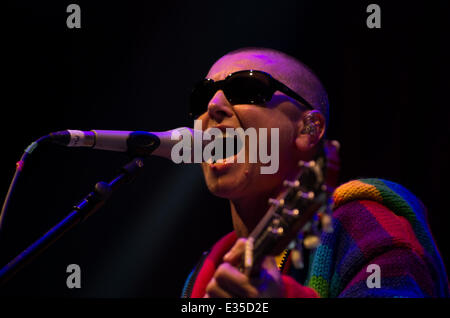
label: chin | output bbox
[202,162,283,201]
[201,163,251,199]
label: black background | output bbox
[1,0,449,297]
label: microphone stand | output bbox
[0,157,146,285]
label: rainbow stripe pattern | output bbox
[306,178,449,297]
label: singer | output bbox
[181,47,449,298]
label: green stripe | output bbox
[308,275,330,298]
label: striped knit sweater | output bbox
[305,178,448,297]
[182,178,449,298]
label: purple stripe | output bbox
[341,247,434,296]
[333,200,394,259]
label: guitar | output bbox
[242,146,335,276]
[181,140,339,297]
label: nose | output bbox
[207,90,234,122]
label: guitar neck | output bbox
[242,157,329,277]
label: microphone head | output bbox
[150,127,211,161]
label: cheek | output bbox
[195,114,209,130]
[245,110,296,154]
[235,106,296,133]
[201,163,252,199]
[235,107,298,163]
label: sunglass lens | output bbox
[225,73,272,105]
[189,79,215,118]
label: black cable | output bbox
[0,135,51,233]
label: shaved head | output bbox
[212,47,329,124]
[200,47,330,235]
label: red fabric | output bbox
[282,275,319,298]
[359,200,425,257]
[191,232,237,298]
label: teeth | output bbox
[204,129,245,165]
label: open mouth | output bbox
[204,131,244,165]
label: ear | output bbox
[295,110,326,152]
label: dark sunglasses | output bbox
[189,70,314,118]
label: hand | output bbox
[204,238,285,298]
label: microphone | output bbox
[48,128,204,160]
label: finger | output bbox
[205,277,232,298]
[223,238,247,264]
[215,263,259,298]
